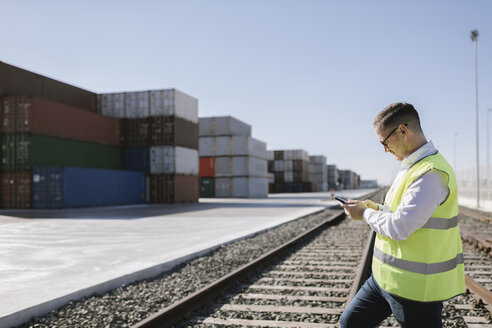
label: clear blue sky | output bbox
[1,0,491,185]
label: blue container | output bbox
[31,167,147,208]
[123,147,150,172]
[32,167,64,208]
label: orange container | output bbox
[199,157,215,177]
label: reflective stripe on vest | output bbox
[374,247,464,275]
[422,215,459,230]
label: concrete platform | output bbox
[0,189,377,327]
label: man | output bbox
[339,103,464,327]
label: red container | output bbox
[1,96,120,145]
[2,171,31,208]
[0,61,97,112]
[149,175,198,203]
[199,157,215,177]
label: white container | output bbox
[98,93,125,118]
[199,137,215,157]
[150,89,198,124]
[273,160,284,172]
[311,181,328,192]
[267,151,274,161]
[215,178,233,198]
[284,150,309,162]
[284,171,294,182]
[215,177,268,198]
[215,156,267,177]
[150,146,198,175]
[199,116,251,136]
[231,136,268,159]
[309,163,328,174]
[309,155,326,165]
[284,160,293,171]
[125,91,150,118]
[199,136,268,159]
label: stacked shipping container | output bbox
[340,170,361,190]
[98,89,199,203]
[268,150,312,193]
[0,95,146,208]
[309,156,328,192]
[327,164,340,191]
[199,116,269,198]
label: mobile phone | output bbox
[335,196,347,204]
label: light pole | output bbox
[471,29,479,207]
[487,108,492,200]
[454,132,459,170]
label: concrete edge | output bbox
[1,205,333,328]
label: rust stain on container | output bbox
[0,62,97,112]
[1,96,120,145]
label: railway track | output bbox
[131,191,492,328]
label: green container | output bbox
[199,177,215,198]
[2,134,122,171]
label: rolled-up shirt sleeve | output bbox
[362,170,449,241]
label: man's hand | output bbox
[341,200,368,220]
[363,199,379,211]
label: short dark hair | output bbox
[373,102,422,131]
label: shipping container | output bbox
[149,146,198,175]
[2,171,31,208]
[125,91,150,118]
[150,116,198,149]
[267,151,274,161]
[215,177,268,198]
[284,150,309,162]
[120,118,151,147]
[199,116,251,137]
[149,174,198,203]
[274,151,284,160]
[1,96,121,145]
[214,156,267,177]
[199,157,215,177]
[31,167,146,208]
[284,182,312,193]
[0,61,97,112]
[98,93,126,118]
[199,177,214,198]
[150,89,198,123]
[123,147,150,172]
[31,167,63,208]
[199,136,268,159]
[2,134,122,171]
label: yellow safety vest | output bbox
[372,152,465,302]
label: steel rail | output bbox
[132,189,383,328]
[459,206,492,224]
[132,211,346,328]
[465,274,492,314]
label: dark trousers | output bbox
[339,274,443,328]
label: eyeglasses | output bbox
[381,124,407,147]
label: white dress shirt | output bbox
[363,141,449,241]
